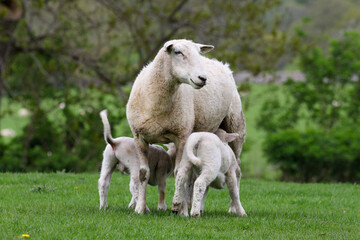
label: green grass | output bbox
[1,173,359,239]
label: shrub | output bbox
[263,127,360,183]
[258,31,360,182]
[0,88,132,172]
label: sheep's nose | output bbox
[198,75,207,82]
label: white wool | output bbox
[98,110,175,212]
[172,129,246,217]
[126,39,246,214]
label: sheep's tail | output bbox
[100,110,115,148]
[185,135,202,167]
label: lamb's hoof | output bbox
[158,204,167,211]
[239,209,247,217]
[135,204,145,214]
[139,168,147,182]
[99,204,108,210]
[191,212,200,218]
[228,207,235,214]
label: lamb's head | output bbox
[215,128,239,143]
[163,39,214,89]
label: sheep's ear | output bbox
[197,44,214,54]
[165,43,173,54]
[224,133,239,143]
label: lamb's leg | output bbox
[200,186,209,215]
[172,161,192,217]
[98,150,118,209]
[226,169,246,216]
[128,175,139,209]
[157,176,167,211]
[186,172,195,207]
[191,170,217,217]
[133,136,150,214]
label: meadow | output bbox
[0,172,359,239]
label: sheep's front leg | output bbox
[172,161,192,216]
[226,169,246,216]
[174,138,187,177]
[133,136,150,214]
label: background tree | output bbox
[0,0,291,172]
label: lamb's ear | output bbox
[165,43,173,54]
[197,44,214,54]
[224,133,239,143]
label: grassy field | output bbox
[0,173,359,239]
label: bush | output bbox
[0,88,132,173]
[258,31,360,182]
[264,127,360,182]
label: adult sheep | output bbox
[126,39,246,214]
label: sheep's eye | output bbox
[174,50,183,56]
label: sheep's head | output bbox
[164,39,214,89]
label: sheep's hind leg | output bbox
[220,95,246,163]
[133,136,150,214]
[172,161,192,216]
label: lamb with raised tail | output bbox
[98,110,175,211]
[172,129,247,217]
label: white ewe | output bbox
[98,110,175,211]
[126,39,246,214]
[172,129,247,217]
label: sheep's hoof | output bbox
[172,202,181,213]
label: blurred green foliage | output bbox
[1,0,290,172]
[258,32,360,182]
[264,127,360,182]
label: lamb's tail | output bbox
[100,110,115,148]
[185,135,202,167]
